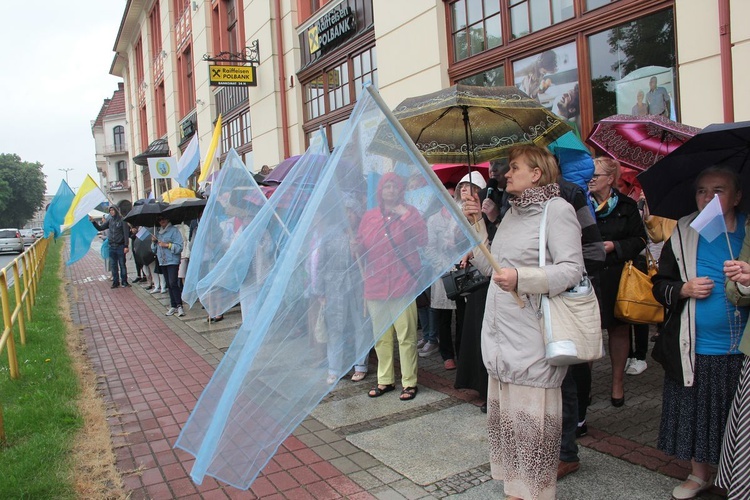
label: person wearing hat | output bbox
[90,205,131,288]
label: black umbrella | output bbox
[133,234,156,266]
[637,121,750,220]
[123,201,169,227]
[162,198,207,224]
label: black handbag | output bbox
[441,264,490,300]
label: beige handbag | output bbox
[538,202,604,366]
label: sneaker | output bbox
[417,338,427,350]
[444,359,457,370]
[626,359,647,375]
[624,358,633,372]
[149,287,161,294]
[165,307,177,316]
[176,307,185,317]
[418,341,439,358]
[121,282,130,287]
[160,288,167,294]
[576,421,587,438]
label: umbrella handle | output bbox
[475,241,525,308]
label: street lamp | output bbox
[59,168,73,184]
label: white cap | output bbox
[458,171,487,190]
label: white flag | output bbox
[147,157,178,179]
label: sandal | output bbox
[368,384,395,398]
[351,371,367,382]
[400,386,418,401]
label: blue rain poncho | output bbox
[176,85,484,489]
[181,150,266,308]
[195,130,331,319]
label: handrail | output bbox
[0,236,49,442]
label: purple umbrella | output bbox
[262,155,302,184]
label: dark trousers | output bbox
[630,324,649,360]
[560,368,579,462]
[110,245,128,286]
[437,301,465,361]
[162,264,181,308]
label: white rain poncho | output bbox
[194,130,331,319]
[181,150,265,308]
[175,86,484,489]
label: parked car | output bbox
[19,229,35,246]
[0,228,24,254]
[31,227,44,239]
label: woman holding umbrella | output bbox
[152,215,184,317]
[588,157,646,407]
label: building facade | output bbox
[92,82,133,212]
[107,0,748,202]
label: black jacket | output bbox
[595,190,647,267]
[93,214,130,247]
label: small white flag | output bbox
[690,194,727,242]
[147,157,178,180]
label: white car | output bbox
[0,228,24,254]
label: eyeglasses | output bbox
[590,174,608,179]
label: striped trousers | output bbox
[717,354,750,499]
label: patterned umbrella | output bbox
[587,114,700,172]
[391,84,571,165]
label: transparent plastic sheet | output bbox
[182,149,266,308]
[175,86,483,489]
[194,131,331,318]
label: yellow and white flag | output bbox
[63,174,108,226]
[198,114,223,186]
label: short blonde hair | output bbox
[593,156,621,186]
[508,145,560,186]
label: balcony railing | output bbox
[108,179,131,192]
[104,143,128,155]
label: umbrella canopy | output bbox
[392,84,571,165]
[637,121,750,219]
[587,114,700,172]
[162,198,207,224]
[263,155,302,185]
[432,163,490,185]
[123,201,169,227]
[161,187,197,203]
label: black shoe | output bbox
[480,402,487,413]
[121,282,130,287]
[111,283,120,289]
[132,277,143,283]
[611,396,625,407]
[576,422,588,437]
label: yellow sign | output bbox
[208,65,257,87]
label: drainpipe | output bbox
[274,0,291,158]
[718,0,734,122]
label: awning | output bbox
[133,138,171,167]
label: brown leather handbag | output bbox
[614,246,664,324]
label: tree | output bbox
[0,154,46,228]
[607,9,675,77]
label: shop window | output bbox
[304,78,326,120]
[588,9,676,122]
[458,64,505,87]
[513,41,581,134]
[353,47,377,100]
[586,0,618,12]
[221,111,252,153]
[509,0,574,40]
[450,0,502,62]
[328,62,351,112]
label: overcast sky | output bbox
[0,1,126,194]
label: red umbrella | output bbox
[587,114,700,172]
[432,162,490,185]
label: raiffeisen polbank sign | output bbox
[307,4,356,55]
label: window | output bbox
[221,111,252,153]
[353,47,377,100]
[327,61,350,112]
[139,106,148,151]
[304,78,325,120]
[134,38,144,84]
[149,1,162,58]
[177,46,195,118]
[116,161,128,181]
[586,0,618,12]
[458,64,505,87]
[212,0,244,57]
[509,0,574,40]
[450,0,502,62]
[588,9,676,122]
[113,126,125,151]
[155,83,167,137]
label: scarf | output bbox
[590,189,618,219]
[509,183,561,208]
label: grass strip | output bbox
[0,242,81,499]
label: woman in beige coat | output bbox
[464,145,584,500]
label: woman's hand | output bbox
[151,236,158,242]
[724,260,750,287]
[460,252,473,269]
[492,267,517,292]
[603,241,615,253]
[158,241,169,248]
[481,198,500,222]
[392,204,408,217]
[680,276,714,299]
[462,194,481,223]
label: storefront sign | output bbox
[208,65,257,87]
[308,5,356,55]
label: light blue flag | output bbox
[175,85,483,489]
[67,216,99,265]
[194,129,330,319]
[175,134,201,187]
[43,180,75,239]
[690,193,727,243]
[182,149,266,308]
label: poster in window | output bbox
[512,41,580,135]
[614,66,675,119]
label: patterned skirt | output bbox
[487,377,562,500]
[658,353,743,463]
[716,355,750,499]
